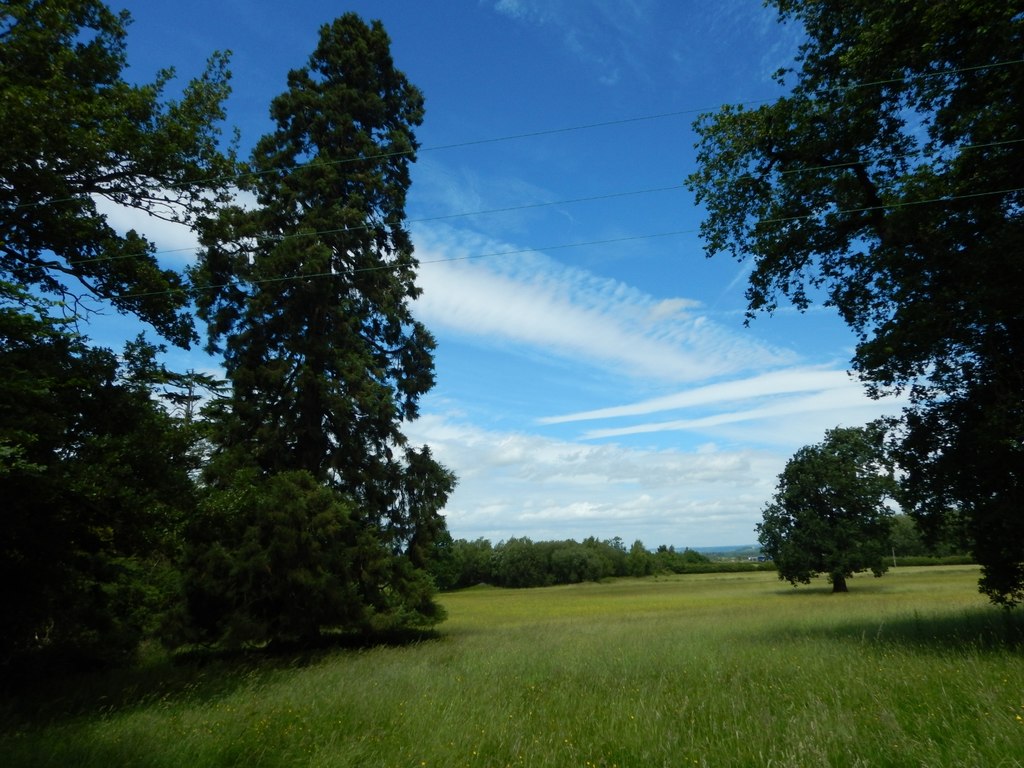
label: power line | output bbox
[775,137,1024,178]
[154,55,1024,190]
[111,183,1024,302]
[754,185,1024,228]
[138,187,689,260]
[118,229,700,301]
[10,105,749,214]
[12,56,1024,213]
[58,183,688,267]
[7,55,1022,292]
[54,132,1024,270]
[412,184,686,223]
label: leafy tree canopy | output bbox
[0,0,235,667]
[0,290,197,666]
[757,424,897,593]
[687,0,1024,605]
[0,0,235,345]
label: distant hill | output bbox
[689,545,762,560]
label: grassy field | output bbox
[3,566,1023,767]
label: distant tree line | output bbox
[426,537,714,590]
[427,518,969,593]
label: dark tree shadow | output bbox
[764,606,1024,654]
[0,627,441,733]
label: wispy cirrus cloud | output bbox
[540,367,857,424]
[579,385,901,441]
[539,365,907,444]
[488,0,656,85]
[411,225,795,382]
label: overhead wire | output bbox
[108,182,1024,303]
[11,55,1024,213]
[6,55,1023,299]
[59,183,690,267]
[48,133,1024,270]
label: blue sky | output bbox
[99,1,908,547]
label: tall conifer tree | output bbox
[184,14,455,644]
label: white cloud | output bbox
[492,0,533,21]
[90,188,260,266]
[580,386,901,441]
[91,194,201,264]
[487,0,655,86]
[536,364,907,446]
[540,366,856,424]
[648,297,702,321]
[404,411,782,546]
[412,225,795,382]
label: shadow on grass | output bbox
[0,627,441,733]
[768,605,1024,654]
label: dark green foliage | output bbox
[892,555,975,567]
[427,536,495,590]
[428,535,761,589]
[889,513,969,559]
[430,536,672,590]
[627,539,654,577]
[624,541,713,577]
[757,425,897,592]
[173,470,445,646]
[455,537,498,585]
[184,14,454,644]
[687,0,1024,605]
[0,0,235,346]
[490,538,552,588]
[0,290,196,667]
[0,1,236,667]
[673,560,777,575]
[653,545,712,574]
[890,514,929,558]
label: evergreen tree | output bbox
[186,14,455,644]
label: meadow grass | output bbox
[3,566,1023,767]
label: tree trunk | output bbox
[832,573,848,593]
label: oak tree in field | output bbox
[687,0,1024,605]
[757,425,896,593]
[183,14,455,645]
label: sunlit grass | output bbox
[3,566,1023,767]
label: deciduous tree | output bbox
[757,425,896,593]
[0,0,234,666]
[687,0,1024,604]
[1,0,235,345]
[1,293,197,666]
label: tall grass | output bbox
[3,566,1023,767]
